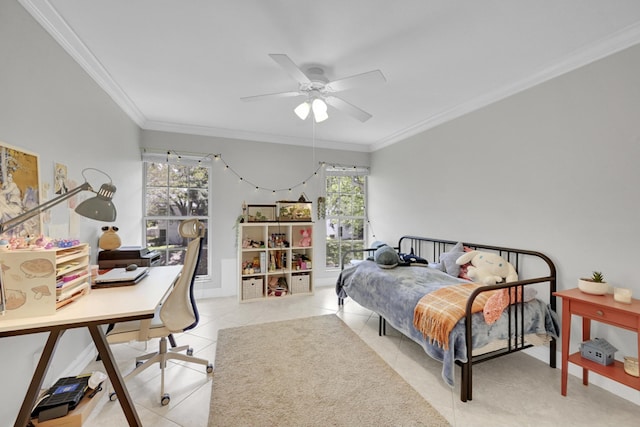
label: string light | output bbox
[208,153,325,194]
[154,148,378,244]
[157,150,366,201]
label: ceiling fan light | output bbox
[314,110,328,123]
[294,101,311,120]
[312,98,328,122]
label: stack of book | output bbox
[55,259,90,309]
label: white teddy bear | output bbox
[455,250,518,285]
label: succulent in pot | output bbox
[578,271,609,295]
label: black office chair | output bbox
[106,219,213,406]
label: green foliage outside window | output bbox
[144,162,209,276]
[325,175,366,268]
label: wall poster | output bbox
[0,142,41,239]
[54,162,69,195]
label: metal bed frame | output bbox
[338,235,557,402]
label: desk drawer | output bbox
[571,300,636,329]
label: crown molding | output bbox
[143,120,371,153]
[371,22,640,152]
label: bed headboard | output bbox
[397,235,557,312]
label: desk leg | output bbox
[88,325,142,427]
[14,328,63,427]
[582,317,591,386]
[560,303,570,396]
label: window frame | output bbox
[324,165,369,270]
[142,152,212,280]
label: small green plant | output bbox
[591,271,605,283]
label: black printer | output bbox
[98,246,162,269]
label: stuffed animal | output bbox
[299,228,312,247]
[455,250,517,285]
[99,226,121,250]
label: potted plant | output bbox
[578,271,609,295]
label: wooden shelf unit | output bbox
[238,222,313,302]
[554,288,640,395]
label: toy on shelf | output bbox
[298,228,312,247]
[0,235,82,251]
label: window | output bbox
[143,154,210,277]
[324,166,368,269]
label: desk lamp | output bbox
[0,167,117,235]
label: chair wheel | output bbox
[187,348,194,356]
[109,392,118,402]
[136,361,143,367]
[161,393,170,406]
[206,364,214,374]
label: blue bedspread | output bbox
[336,260,558,386]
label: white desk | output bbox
[0,265,182,427]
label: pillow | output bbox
[374,245,400,269]
[483,287,538,324]
[437,242,466,277]
[457,246,473,280]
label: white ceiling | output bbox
[21,0,640,152]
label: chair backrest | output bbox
[159,219,204,332]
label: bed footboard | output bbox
[398,236,557,402]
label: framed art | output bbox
[54,162,69,195]
[0,142,41,238]
[247,204,276,222]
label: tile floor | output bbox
[83,286,639,426]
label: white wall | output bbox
[0,1,143,421]
[369,43,640,404]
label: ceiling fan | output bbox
[241,54,386,122]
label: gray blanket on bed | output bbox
[336,260,559,387]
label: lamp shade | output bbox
[312,98,328,122]
[74,183,117,222]
[294,101,311,120]
[0,168,117,236]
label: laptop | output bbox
[31,375,89,419]
[93,266,149,288]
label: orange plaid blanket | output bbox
[413,283,497,350]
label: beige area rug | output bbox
[209,315,450,427]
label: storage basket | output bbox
[291,273,310,294]
[580,338,617,365]
[242,277,263,300]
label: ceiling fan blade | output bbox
[325,96,373,122]
[240,91,303,102]
[269,54,311,85]
[325,70,386,92]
